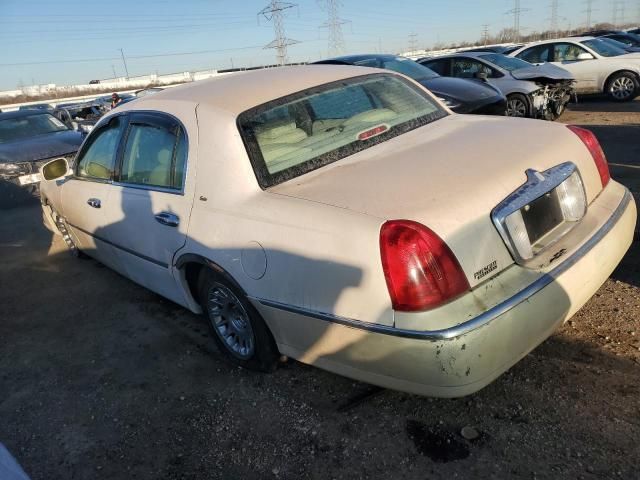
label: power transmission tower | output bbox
[318,0,348,56]
[612,0,625,26]
[408,33,418,53]
[583,0,594,28]
[259,1,299,66]
[481,24,490,45]
[549,0,559,34]
[506,0,528,43]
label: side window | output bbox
[119,116,186,190]
[307,85,374,120]
[553,43,590,61]
[76,116,125,180]
[424,59,450,76]
[452,58,493,78]
[517,45,550,63]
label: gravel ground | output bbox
[1,99,639,480]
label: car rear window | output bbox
[238,74,446,188]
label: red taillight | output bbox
[567,125,610,188]
[380,220,470,312]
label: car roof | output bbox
[0,110,55,120]
[119,65,386,116]
[519,36,594,48]
[315,54,400,64]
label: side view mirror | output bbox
[475,71,489,80]
[576,53,593,61]
[40,157,70,181]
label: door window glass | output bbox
[452,58,493,78]
[76,116,125,180]
[517,45,551,63]
[422,59,450,76]
[120,120,186,190]
[553,43,590,61]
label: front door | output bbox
[550,42,599,93]
[101,112,196,304]
[60,114,127,270]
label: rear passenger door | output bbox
[103,111,196,304]
[549,42,599,93]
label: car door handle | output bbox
[154,212,179,227]
[87,198,101,208]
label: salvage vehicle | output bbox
[419,52,575,119]
[510,37,640,101]
[313,54,507,115]
[0,110,82,195]
[38,65,636,397]
[53,101,104,134]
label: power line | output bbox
[319,0,348,56]
[120,49,130,80]
[259,1,299,66]
[0,45,272,67]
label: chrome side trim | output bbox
[255,188,632,342]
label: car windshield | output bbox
[238,74,446,188]
[479,54,532,71]
[352,56,439,81]
[0,113,69,144]
[581,38,626,57]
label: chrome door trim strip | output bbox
[254,188,632,342]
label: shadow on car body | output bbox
[1,197,639,478]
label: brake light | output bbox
[567,125,610,188]
[380,220,470,312]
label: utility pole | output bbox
[119,48,129,79]
[584,0,594,29]
[549,0,559,36]
[259,1,299,66]
[481,24,490,45]
[319,0,348,56]
[408,32,418,53]
[111,64,117,79]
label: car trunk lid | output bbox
[269,114,603,288]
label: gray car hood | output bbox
[511,63,574,81]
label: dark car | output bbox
[18,103,54,111]
[574,31,640,52]
[463,45,523,55]
[629,28,640,35]
[313,54,507,115]
[0,110,83,205]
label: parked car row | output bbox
[37,64,636,397]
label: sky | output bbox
[0,0,630,90]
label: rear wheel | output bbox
[198,269,279,372]
[505,94,529,118]
[606,72,638,102]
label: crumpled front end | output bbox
[529,79,575,120]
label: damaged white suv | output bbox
[39,65,636,397]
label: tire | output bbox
[505,94,530,118]
[198,268,279,372]
[605,72,638,102]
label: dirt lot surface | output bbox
[1,99,639,480]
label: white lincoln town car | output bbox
[39,65,636,397]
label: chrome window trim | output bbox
[253,188,632,341]
[491,162,585,264]
[116,110,189,194]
